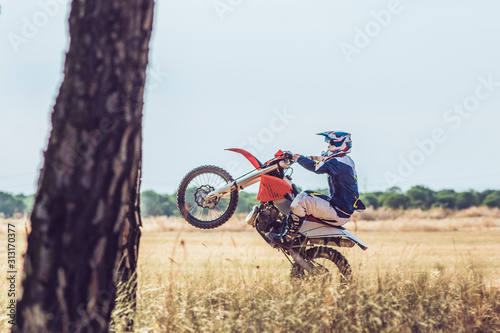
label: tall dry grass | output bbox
[347,206,500,233]
[141,214,253,234]
[111,257,500,333]
[2,208,500,333]
[352,206,500,221]
[142,206,500,234]
[110,210,500,333]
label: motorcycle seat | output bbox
[305,215,346,230]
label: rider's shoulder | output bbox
[327,155,355,167]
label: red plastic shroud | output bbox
[225,148,264,170]
[257,174,293,202]
[226,148,294,201]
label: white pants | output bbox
[290,191,350,227]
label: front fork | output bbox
[206,164,280,202]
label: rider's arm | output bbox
[295,154,320,161]
[296,155,332,174]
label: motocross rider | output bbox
[267,131,363,247]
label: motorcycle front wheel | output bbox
[290,246,352,284]
[177,165,239,229]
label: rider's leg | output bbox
[267,191,349,246]
[266,192,310,246]
[267,212,304,246]
[291,191,348,227]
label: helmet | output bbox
[317,131,352,160]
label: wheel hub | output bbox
[194,185,218,209]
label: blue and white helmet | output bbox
[317,131,352,160]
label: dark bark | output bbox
[114,157,143,332]
[14,0,154,332]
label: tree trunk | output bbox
[14,0,154,332]
[114,157,143,332]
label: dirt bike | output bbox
[176,148,368,283]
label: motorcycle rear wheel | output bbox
[177,165,239,229]
[290,246,352,284]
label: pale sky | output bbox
[1,0,499,195]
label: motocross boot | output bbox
[267,213,304,247]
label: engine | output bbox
[256,203,281,233]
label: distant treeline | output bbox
[0,192,35,217]
[1,187,499,218]
[139,186,500,217]
[360,186,500,210]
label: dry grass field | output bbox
[1,207,500,332]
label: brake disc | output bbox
[194,185,218,209]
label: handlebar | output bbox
[283,151,294,160]
[264,150,300,168]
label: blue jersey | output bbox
[297,155,360,216]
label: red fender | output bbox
[225,148,264,170]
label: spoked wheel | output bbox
[177,165,239,229]
[290,247,352,284]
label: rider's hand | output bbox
[293,154,302,160]
[283,151,294,160]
